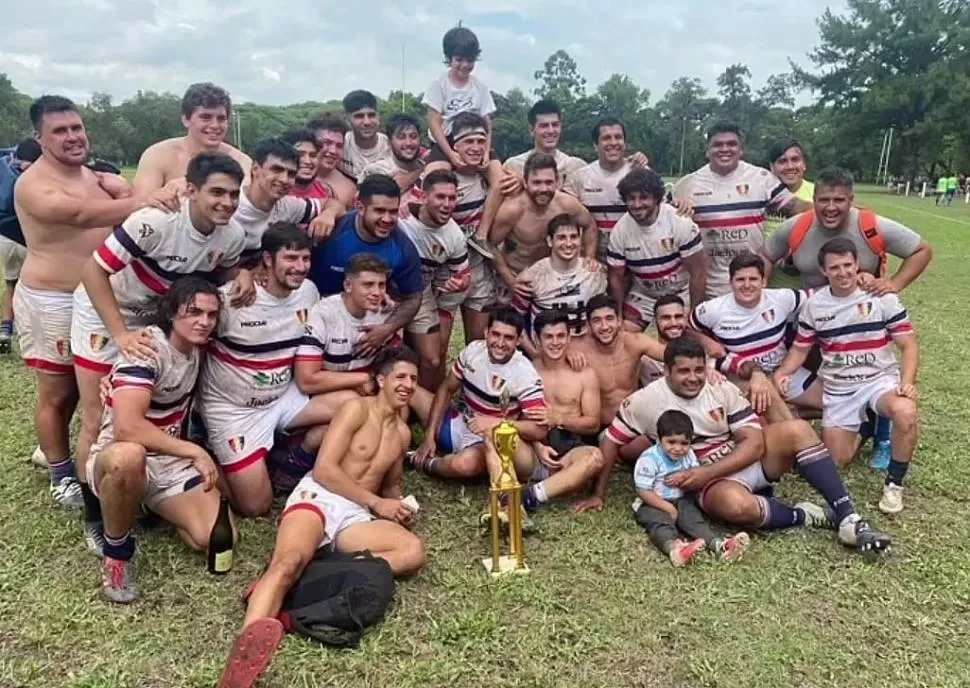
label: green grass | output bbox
[2,192,970,687]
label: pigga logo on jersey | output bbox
[253,370,290,387]
[831,352,877,367]
[165,255,188,263]
[241,320,267,328]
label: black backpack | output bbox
[279,549,395,647]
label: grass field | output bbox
[2,191,970,688]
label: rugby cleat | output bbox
[84,520,106,559]
[669,538,706,567]
[50,476,84,509]
[838,515,892,556]
[715,532,751,563]
[101,556,138,604]
[796,502,837,530]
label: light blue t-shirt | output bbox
[632,443,700,508]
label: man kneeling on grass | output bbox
[219,347,426,688]
[88,276,232,603]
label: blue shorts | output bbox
[437,407,485,454]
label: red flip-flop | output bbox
[219,617,285,688]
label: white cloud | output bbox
[0,0,846,106]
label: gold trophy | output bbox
[481,388,529,577]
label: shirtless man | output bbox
[279,128,329,200]
[306,113,357,207]
[358,113,426,193]
[133,83,251,193]
[14,95,177,508]
[340,90,393,179]
[219,347,425,688]
[489,152,596,302]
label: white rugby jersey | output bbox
[76,201,245,322]
[296,293,389,372]
[607,379,761,464]
[452,340,546,418]
[673,161,793,297]
[98,326,199,451]
[607,204,703,318]
[452,171,488,237]
[201,281,320,408]
[358,156,416,184]
[638,356,664,387]
[231,189,321,254]
[690,288,808,374]
[504,149,586,188]
[512,258,607,337]
[564,160,630,262]
[398,215,470,291]
[794,287,913,394]
[341,132,393,179]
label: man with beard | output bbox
[340,90,393,180]
[280,128,329,200]
[359,114,425,193]
[231,138,343,259]
[638,293,689,387]
[589,336,893,558]
[133,83,251,193]
[411,308,547,482]
[306,114,357,207]
[512,213,607,357]
[15,96,178,509]
[673,121,810,298]
[399,170,469,388]
[608,167,706,332]
[489,153,597,303]
[308,175,422,360]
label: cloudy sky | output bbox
[2,0,845,106]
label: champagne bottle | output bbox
[207,496,234,575]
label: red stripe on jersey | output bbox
[96,245,127,273]
[605,423,635,445]
[148,408,186,427]
[595,219,618,229]
[794,333,816,346]
[465,395,509,417]
[696,214,764,229]
[210,347,296,371]
[631,261,681,280]
[730,338,783,359]
[294,353,324,363]
[889,322,913,335]
[821,335,892,353]
[130,261,169,295]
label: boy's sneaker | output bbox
[837,514,892,555]
[101,556,138,604]
[715,532,751,563]
[669,538,705,567]
[870,441,891,471]
[796,502,836,529]
[50,476,84,508]
[879,483,904,514]
[84,521,106,558]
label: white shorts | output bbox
[822,373,900,431]
[71,292,152,374]
[201,383,310,474]
[88,445,203,510]
[408,285,449,335]
[0,238,25,282]
[282,475,373,549]
[13,283,74,374]
[437,407,485,454]
[701,460,774,509]
[783,366,818,402]
[462,254,497,312]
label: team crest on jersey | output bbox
[430,243,444,258]
[55,339,70,357]
[138,223,154,239]
[735,184,750,196]
[621,398,631,409]
[206,250,223,266]
[857,302,873,317]
[708,406,725,423]
[89,333,109,351]
[660,237,675,252]
[296,309,308,325]
[491,375,506,391]
[228,436,246,452]
[298,489,317,501]
[761,309,775,324]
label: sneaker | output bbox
[50,476,84,509]
[870,441,891,471]
[879,483,904,514]
[716,532,751,563]
[796,502,837,530]
[466,236,494,259]
[101,556,138,604]
[30,446,49,468]
[838,514,892,555]
[84,521,106,558]
[669,538,705,567]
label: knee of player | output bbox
[393,533,427,576]
[582,447,605,474]
[38,380,77,409]
[421,351,442,371]
[270,549,312,585]
[236,493,273,519]
[889,401,918,431]
[452,451,487,478]
[99,443,147,481]
[781,418,819,446]
[713,493,761,525]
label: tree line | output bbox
[1,0,967,180]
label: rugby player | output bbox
[589,336,892,556]
[637,293,690,387]
[688,252,821,423]
[306,113,357,207]
[411,308,547,482]
[219,347,425,688]
[0,138,40,354]
[89,277,232,603]
[776,238,918,514]
[340,90,393,179]
[133,83,251,193]
[398,170,470,388]
[358,113,426,193]
[279,128,329,200]
[673,121,810,298]
[197,224,349,516]
[768,138,814,203]
[14,95,177,508]
[489,153,597,302]
[608,167,706,331]
[512,213,607,357]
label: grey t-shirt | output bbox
[766,208,923,288]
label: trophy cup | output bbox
[480,388,529,577]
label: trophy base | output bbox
[481,555,530,578]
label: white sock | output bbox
[532,480,549,504]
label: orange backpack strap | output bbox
[786,210,816,258]
[857,208,888,277]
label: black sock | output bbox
[756,495,806,529]
[886,460,909,486]
[102,531,135,561]
[80,482,103,524]
[795,444,855,524]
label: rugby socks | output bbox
[875,416,892,445]
[795,444,855,523]
[103,530,135,561]
[522,481,549,511]
[886,460,909,487]
[273,445,315,494]
[80,482,103,524]
[48,457,75,485]
[0,320,12,337]
[755,495,806,529]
